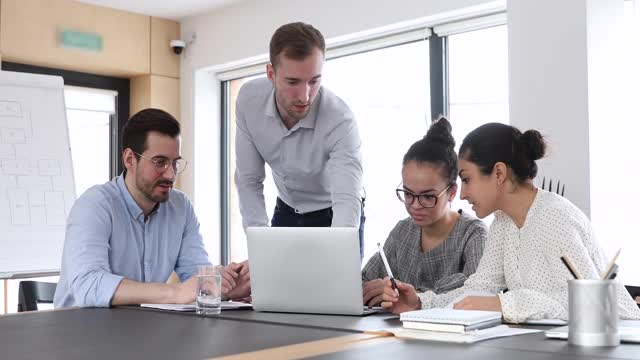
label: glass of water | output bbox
[196,265,222,315]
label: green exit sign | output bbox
[60,30,103,51]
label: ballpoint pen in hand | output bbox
[377,242,399,296]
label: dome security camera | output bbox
[170,40,186,55]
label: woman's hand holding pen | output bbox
[380,277,421,314]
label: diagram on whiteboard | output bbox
[0,100,66,227]
[0,71,75,275]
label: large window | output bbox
[321,41,431,263]
[65,86,116,196]
[227,75,270,263]
[447,25,509,219]
[221,23,510,265]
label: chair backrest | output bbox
[541,177,565,197]
[625,285,640,308]
[17,281,57,312]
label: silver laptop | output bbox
[247,227,379,316]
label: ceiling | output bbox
[75,0,245,21]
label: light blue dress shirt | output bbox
[234,78,363,230]
[54,174,211,308]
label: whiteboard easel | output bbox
[0,71,76,278]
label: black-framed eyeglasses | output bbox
[134,151,188,175]
[395,183,453,209]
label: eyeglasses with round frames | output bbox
[395,183,453,209]
[134,151,188,175]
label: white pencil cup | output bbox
[568,279,620,347]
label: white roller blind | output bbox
[64,86,117,113]
[433,13,506,37]
[328,28,431,59]
[215,28,431,81]
[214,12,507,81]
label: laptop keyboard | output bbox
[362,306,384,315]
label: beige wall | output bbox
[1,0,150,77]
[130,75,179,120]
[130,17,181,119]
[151,17,180,78]
[0,0,181,139]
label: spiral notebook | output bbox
[400,308,502,333]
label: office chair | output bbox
[626,285,640,308]
[17,281,57,312]
[540,177,565,197]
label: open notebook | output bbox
[140,301,252,311]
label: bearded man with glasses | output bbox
[55,109,250,308]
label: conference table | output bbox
[2,306,640,360]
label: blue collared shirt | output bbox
[54,174,211,308]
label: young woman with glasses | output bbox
[381,122,640,322]
[361,117,488,307]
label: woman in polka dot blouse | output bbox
[381,123,640,323]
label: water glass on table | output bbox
[196,265,222,315]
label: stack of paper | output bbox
[140,301,252,311]
[393,308,540,343]
[393,325,541,343]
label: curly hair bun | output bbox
[425,117,455,149]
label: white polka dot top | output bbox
[417,189,640,323]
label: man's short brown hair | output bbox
[122,108,180,158]
[269,22,326,68]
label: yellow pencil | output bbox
[561,254,583,280]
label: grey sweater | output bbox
[362,211,488,294]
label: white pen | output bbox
[601,248,621,280]
[377,242,399,296]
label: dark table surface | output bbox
[216,308,402,332]
[310,329,640,360]
[1,307,356,360]
[6,306,640,360]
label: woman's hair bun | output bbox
[519,129,546,161]
[425,116,455,149]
